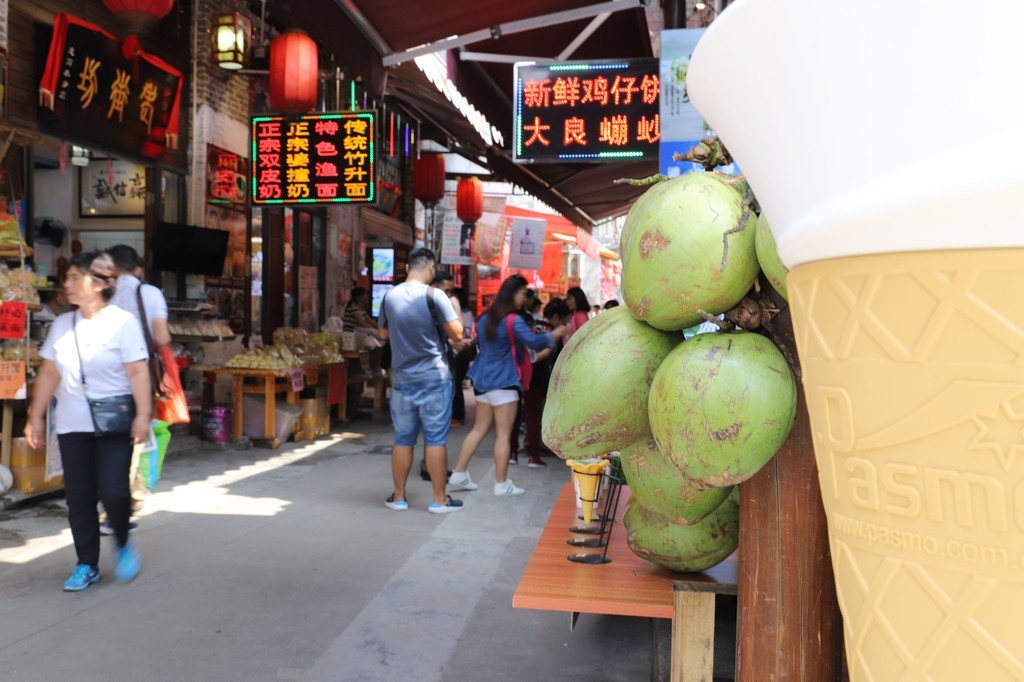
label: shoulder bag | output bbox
[506,314,533,390]
[136,284,169,401]
[73,311,136,436]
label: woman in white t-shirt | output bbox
[25,252,152,592]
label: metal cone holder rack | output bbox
[566,455,624,565]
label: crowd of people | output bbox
[376,246,614,511]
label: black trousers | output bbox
[59,431,134,568]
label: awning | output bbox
[331,0,661,230]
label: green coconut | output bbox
[620,438,732,525]
[649,330,796,489]
[619,172,758,331]
[754,213,789,301]
[542,306,682,459]
[624,487,739,573]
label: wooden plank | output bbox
[513,483,737,619]
[672,591,716,682]
[735,389,843,681]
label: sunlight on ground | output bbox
[0,432,364,565]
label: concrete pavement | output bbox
[0,406,691,682]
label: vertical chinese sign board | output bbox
[251,112,376,205]
[0,301,26,399]
[37,14,183,159]
[513,59,660,163]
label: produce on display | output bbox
[754,213,788,300]
[167,317,234,338]
[619,171,758,331]
[541,305,682,459]
[648,329,796,489]
[544,149,800,573]
[620,438,732,525]
[624,487,740,573]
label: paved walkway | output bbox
[0,409,668,681]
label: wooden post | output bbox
[735,389,843,680]
[671,589,716,682]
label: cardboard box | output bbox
[10,438,63,493]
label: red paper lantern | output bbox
[457,176,483,223]
[102,0,173,34]
[414,153,445,206]
[269,30,318,113]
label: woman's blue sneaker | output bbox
[114,540,142,583]
[63,564,100,592]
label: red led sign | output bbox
[251,111,376,205]
[513,59,659,163]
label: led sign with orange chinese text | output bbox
[251,112,375,205]
[513,59,659,163]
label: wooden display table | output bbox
[342,350,389,418]
[203,367,301,448]
[514,483,737,682]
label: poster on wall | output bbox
[507,217,546,270]
[441,214,475,266]
[79,160,146,217]
[299,266,317,332]
[207,144,246,204]
[473,213,508,265]
[205,206,247,279]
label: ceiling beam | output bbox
[332,0,393,57]
[458,51,548,64]
[381,0,646,67]
[556,11,612,61]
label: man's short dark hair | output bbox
[107,244,142,274]
[544,298,570,320]
[351,286,367,300]
[408,247,436,271]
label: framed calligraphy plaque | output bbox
[79,160,146,217]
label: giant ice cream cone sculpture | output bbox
[567,459,610,526]
[689,1,1024,680]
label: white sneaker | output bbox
[494,479,525,496]
[448,471,478,491]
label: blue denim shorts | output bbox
[390,380,454,446]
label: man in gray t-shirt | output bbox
[379,248,469,514]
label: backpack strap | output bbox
[426,289,452,367]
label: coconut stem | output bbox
[613,174,670,186]
[673,137,733,171]
[696,309,734,331]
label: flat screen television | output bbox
[371,248,394,283]
[371,283,393,318]
[152,223,230,276]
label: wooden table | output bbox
[203,367,301,448]
[514,483,737,682]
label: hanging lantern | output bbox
[413,153,445,207]
[102,0,174,34]
[457,176,484,223]
[212,12,252,70]
[269,30,318,113]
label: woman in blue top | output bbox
[449,275,568,496]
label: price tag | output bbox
[0,302,27,339]
[328,364,346,405]
[291,367,304,392]
[304,367,318,385]
[0,361,27,399]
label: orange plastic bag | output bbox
[154,345,190,424]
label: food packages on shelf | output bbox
[225,345,304,369]
[0,265,40,303]
[270,328,344,365]
[167,317,234,338]
[1,340,40,362]
[272,327,308,346]
[0,214,29,249]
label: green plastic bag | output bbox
[137,420,171,489]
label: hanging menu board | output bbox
[513,58,660,163]
[251,111,376,205]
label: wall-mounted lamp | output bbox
[212,12,252,70]
[70,145,92,167]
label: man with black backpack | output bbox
[379,248,470,514]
